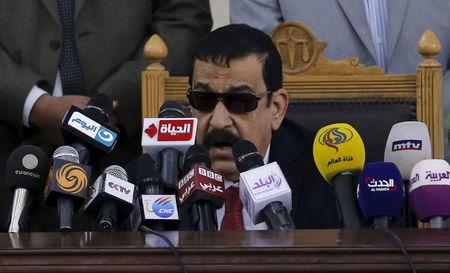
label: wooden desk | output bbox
[0,229,449,272]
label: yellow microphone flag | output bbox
[313,123,366,183]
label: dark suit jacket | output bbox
[270,118,340,228]
[0,0,212,232]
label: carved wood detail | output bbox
[270,21,384,75]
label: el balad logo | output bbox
[55,164,88,194]
[319,127,354,167]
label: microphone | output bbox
[44,146,92,231]
[122,154,159,231]
[384,121,432,227]
[357,162,405,228]
[232,140,295,230]
[5,145,50,233]
[313,123,365,229]
[139,167,180,230]
[82,165,135,231]
[384,121,432,180]
[124,153,157,187]
[409,159,450,228]
[177,145,225,230]
[61,93,119,154]
[138,166,165,195]
[141,101,197,189]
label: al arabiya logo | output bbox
[152,196,175,218]
[319,127,353,152]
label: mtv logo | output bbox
[392,140,422,152]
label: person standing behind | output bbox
[0,0,212,231]
[231,0,450,161]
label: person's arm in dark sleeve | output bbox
[0,44,45,134]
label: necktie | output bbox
[58,0,86,94]
[220,186,244,230]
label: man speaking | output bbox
[187,24,340,230]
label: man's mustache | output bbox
[203,129,240,149]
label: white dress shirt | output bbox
[22,72,63,127]
[364,0,388,71]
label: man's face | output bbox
[191,55,287,181]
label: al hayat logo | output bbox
[56,164,88,193]
[319,127,353,152]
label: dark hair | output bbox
[190,24,283,104]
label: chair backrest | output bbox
[141,21,444,159]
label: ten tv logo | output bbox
[68,111,117,147]
[144,119,193,141]
[392,140,422,152]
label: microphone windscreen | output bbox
[104,165,128,181]
[52,146,79,163]
[232,140,264,172]
[384,121,432,180]
[124,153,157,184]
[182,144,211,175]
[158,100,185,118]
[409,159,450,220]
[138,166,164,192]
[86,93,113,120]
[5,145,50,193]
[313,123,365,183]
[357,162,404,220]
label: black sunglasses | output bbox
[187,89,273,114]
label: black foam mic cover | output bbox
[182,145,211,175]
[85,93,113,122]
[158,100,185,118]
[232,140,264,172]
[5,145,50,193]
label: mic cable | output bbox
[139,225,188,273]
[377,228,417,273]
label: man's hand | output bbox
[29,94,90,146]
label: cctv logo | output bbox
[108,181,131,195]
[392,140,422,152]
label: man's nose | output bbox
[209,101,233,129]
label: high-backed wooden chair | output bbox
[141,21,444,160]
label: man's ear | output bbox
[270,88,289,131]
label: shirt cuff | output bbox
[22,86,48,127]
